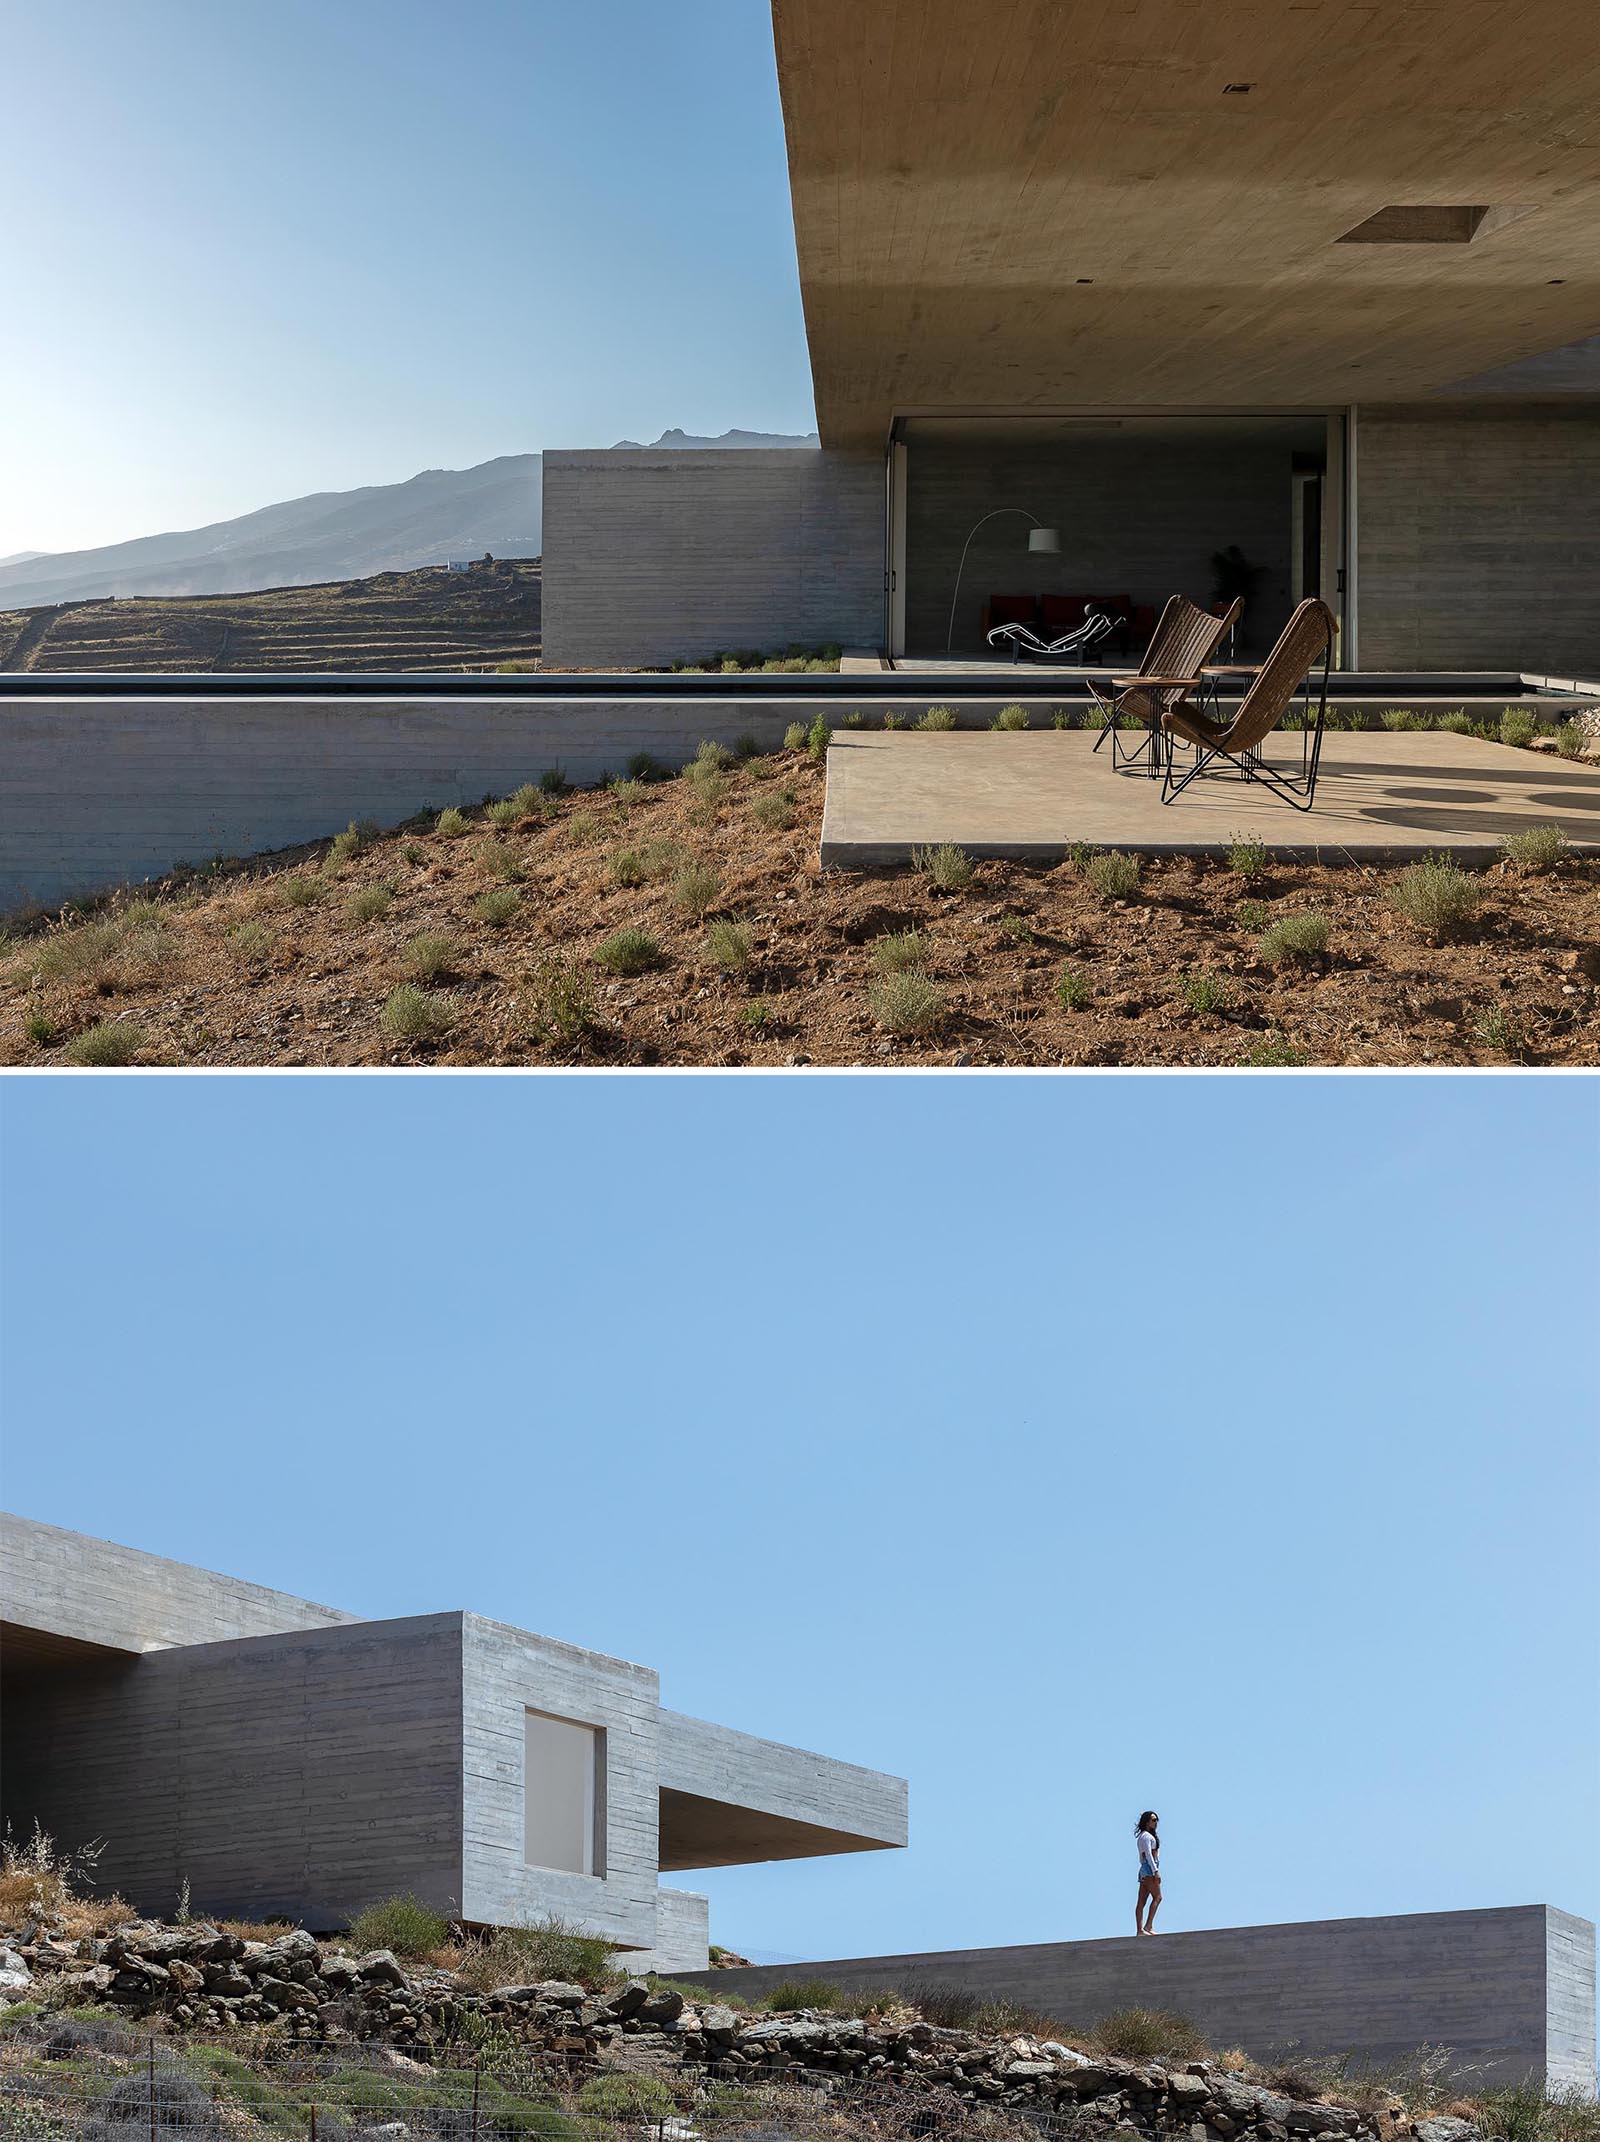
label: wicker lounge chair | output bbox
[986,601,1119,665]
[1160,597,1336,810]
[1089,594,1243,774]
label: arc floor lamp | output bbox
[945,508,1060,655]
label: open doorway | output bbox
[889,414,1341,666]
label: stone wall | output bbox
[541,449,884,668]
[1355,405,1600,673]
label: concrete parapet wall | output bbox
[686,1908,1596,2092]
[541,449,884,668]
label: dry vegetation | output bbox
[2,738,1597,1068]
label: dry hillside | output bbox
[0,559,540,674]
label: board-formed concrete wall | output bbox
[1356,405,1600,673]
[1,1614,466,1928]
[905,434,1297,656]
[541,449,884,668]
[0,1511,355,1655]
[461,1613,660,1951]
[686,1907,1597,2092]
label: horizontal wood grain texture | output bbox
[1,1615,465,1927]
[1,1511,356,1656]
[905,433,1296,654]
[771,0,1600,442]
[1547,1908,1599,2094]
[1356,406,1600,672]
[688,1907,1594,2089]
[659,1710,907,1870]
[541,451,883,667]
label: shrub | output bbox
[326,821,362,864]
[401,840,425,865]
[625,751,669,782]
[912,842,973,891]
[1259,910,1330,963]
[452,1914,618,1993]
[1380,707,1425,731]
[596,928,660,976]
[346,1893,450,1960]
[739,999,775,1030]
[1391,854,1480,941]
[347,884,393,923]
[486,797,522,830]
[609,846,647,888]
[872,929,927,974]
[1554,718,1589,759]
[1087,2007,1210,2061]
[89,2069,221,2136]
[783,722,808,752]
[1056,967,1091,1011]
[1236,899,1270,932]
[611,778,651,808]
[1180,970,1231,1014]
[1473,1002,1525,1058]
[704,920,753,971]
[1225,835,1270,881]
[229,917,276,957]
[685,769,728,814]
[882,711,904,730]
[1066,840,1098,871]
[538,765,569,796]
[869,970,944,1037]
[1439,709,1475,735]
[511,782,546,816]
[0,1826,107,1924]
[380,986,453,1043]
[992,703,1029,731]
[1501,823,1567,872]
[672,863,721,917]
[734,733,759,759]
[998,912,1033,943]
[65,1020,144,1067]
[841,710,865,728]
[693,738,737,773]
[1087,850,1139,901]
[760,1978,844,2013]
[751,788,797,831]
[522,956,597,1046]
[1240,1031,1307,1067]
[1499,708,1537,748]
[916,705,957,731]
[403,931,456,982]
[1051,708,1078,729]
[436,806,469,836]
[279,873,324,909]
[474,888,521,926]
[477,842,526,883]
[576,2076,677,2121]
[23,1011,56,1046]
[806,714,832,761]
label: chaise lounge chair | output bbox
[1159,597,1336,810]
[1089,594,1243,775]
[986,601,1120,665]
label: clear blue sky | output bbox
[0,0,814,556]
[2,1073,1595,1965]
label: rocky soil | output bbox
[0,1921,1482,2142]
[3,741,1598,1068]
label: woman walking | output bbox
[1135,1811,1161,1934]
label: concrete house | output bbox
[0,1515,907,1972]
[541,0,1600,675]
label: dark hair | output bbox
[1135,1811,1159,1835]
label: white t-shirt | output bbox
[1137,1829,1159,1872]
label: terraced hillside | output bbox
[0,558,540,673]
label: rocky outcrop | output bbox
[4,1919,1473,2142]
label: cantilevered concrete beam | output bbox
[657,1709,907,1871]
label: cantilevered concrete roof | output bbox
[770,0,1600,444]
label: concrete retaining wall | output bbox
[1357,406,1600,673]
[541,449,884,668]
[686,1907,1597,2092]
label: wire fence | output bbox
[0,2012,1084,2142]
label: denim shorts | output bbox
[1139,1865,1159,1882]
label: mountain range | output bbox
[0,430,817,609]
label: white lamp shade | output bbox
[1028,527,1061,553]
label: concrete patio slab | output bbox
[820,729,1600,867]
